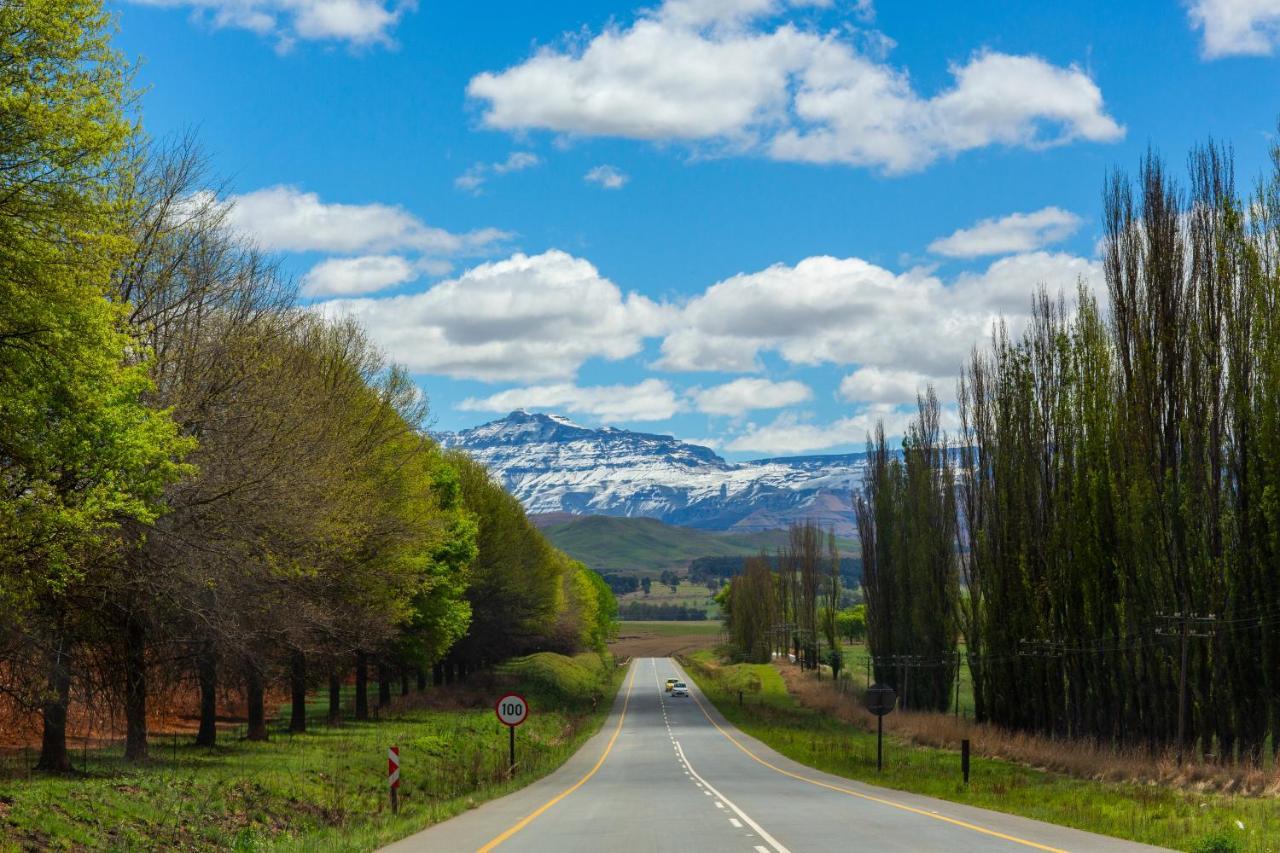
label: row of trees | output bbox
[857,140,1280,762]
[0,0,612,773]
[720,522,842,672]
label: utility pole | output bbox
[1156,612,1216,764]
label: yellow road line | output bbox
[679,665,1069,853]
[476,662,638,852]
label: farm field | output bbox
[609,620,724,658]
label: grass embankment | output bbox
[0,652,621,852]
[681,651,1276,853]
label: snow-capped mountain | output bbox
[437,411,867,536]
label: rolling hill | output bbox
[538,514,858,576]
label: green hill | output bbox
[540,515,856,576]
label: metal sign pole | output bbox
[877,714,883,773]
[509,725,515,770]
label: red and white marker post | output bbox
[388,745,401,814]
[495,693,529,771]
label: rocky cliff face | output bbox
[438,411,866,536]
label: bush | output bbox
[1191,832,1241,853]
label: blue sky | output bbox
[115,0,1280,458]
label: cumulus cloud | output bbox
[128,0,412,49]
[692,377,812,415]
[467,0,1122,173]
[459,379,681,422]
[724,406,911,454]
[657,251,1099,379]
[1188,0,1280,57]
[928,207,1082,258]
[314,250,672,381]
[584,165,629,189]
[302,255,419,297]
[456,151,542,194]
[216,185,508,254]
[838,367,942,405]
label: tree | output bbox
[0,0,192,772]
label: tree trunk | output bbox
[289,650,307,734]
[378,662,392,707]
[123,616,148,762]
[355,652,369,721]
[417,668,427,692]
[400,668,409,697]
[35,635,73,773]
[432,663,443,686]
[328,670,342,724]
[245,663,268,741]
[195,642,218,747]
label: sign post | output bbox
[387,745,400,814]
[495,692,529,771]
[865,684,896,773]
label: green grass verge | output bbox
[681,651,1275,853]
[0,653,622,852]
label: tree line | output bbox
[857,139,1280,761]
[719,522,843,675]
[0,0,614,774]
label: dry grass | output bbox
[775,661,1280,797]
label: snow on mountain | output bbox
[437,410,867,536]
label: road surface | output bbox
[387,657,1167,853]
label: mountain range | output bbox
[438,410,868,537]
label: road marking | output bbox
[678,667,1069,853]
[729,818,743,828]
[675,740,790,853]
[476,662,638,852]
[715,801,724,809]
[755,846,770,852]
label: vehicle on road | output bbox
[665,678,678,692]
[671,681,688,697]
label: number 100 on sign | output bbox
[495,693,528,726]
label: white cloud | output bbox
[219,185,508,254]
[839,367,941,405]
[302,254,418,297]
[658,251,1099,379]
[459,379,681,422]
[585,165,629,189]
[315,250,672,381]
[725,402,958,454]
[128,0,411,49]
[928,207,1082,258]
[456,152,542,193]
[692,377,811,415]
[1188,0,1280,57]
[725,407,904,454]
[467,0,1122,173]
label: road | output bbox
[387,657,1167,853]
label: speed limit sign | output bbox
[495,692,528,727]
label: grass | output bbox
[839,642,976,718]
[613,620,723,637]
[681,650,1277,853]
[618,580,720,617]
[0,652,622,852]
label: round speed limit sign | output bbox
[495,692,529,727]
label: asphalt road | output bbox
[386,657,1168,853]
